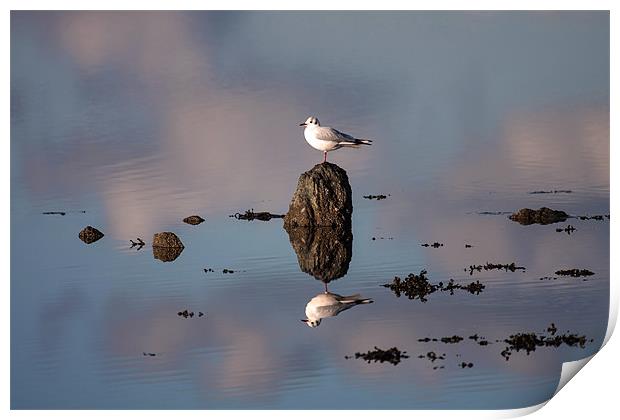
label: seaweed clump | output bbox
[231,209,285,221]
[345,346,409,365]
[500,326,589,361]
[467,262,525,275]
[382,270,486,302]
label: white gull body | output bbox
[299,116,372,162]
[302,292,373,328]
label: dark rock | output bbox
[283,162,352,229]
[508,207,569,225]
[78,226,104,244]
[153,232,184,248]
[285,225,352,283]
[183,215,205,225]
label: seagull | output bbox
[301,291,373,328]
[299,116,372,163]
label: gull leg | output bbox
[323,151,327,163]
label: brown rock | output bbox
[152,232,185,248]
[508,207,569,225]
[283,162,352,229]
[183,215,205,225]
[78,226,104,244]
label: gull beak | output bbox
[299,122,307,127]
[300,319,308,323]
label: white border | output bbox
[3,2,616,419]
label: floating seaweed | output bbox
[476,211,512,215]
[528,190,572,194]
[345,346,409,365]
[578,214,609,221]
[418,351,446,363]
[555,225,576,234]
[421,242,443,248]
[363,194,390,200]
[500,324,589,361]
[382,271,486,301]
[465,244,473,248]
[43,210,86,216]
[459,362,474,368]
[177,310,204,318]
[555,269,595,277]
[231,209,285,221]
[466,262,525,275]
[130,238,146,250]
[142,352,157,357]
[372,236,394,240]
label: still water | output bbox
[11,11,609,409]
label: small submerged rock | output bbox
[153,232,184,248]
[509,207,569,225]
[183,215,205,225]
[345,346,409,365]
[78,226,104,244]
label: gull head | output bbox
[300,318,321,328]
[299,116,320,127]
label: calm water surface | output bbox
[11,11,609,409]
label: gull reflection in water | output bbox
[302,288,373,328]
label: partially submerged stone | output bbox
[152,232,184,248]
[508,207,569,225]
[183,215,205,225]
[78,226,104,244]
[283,162,352,229]
[152,232,184,262]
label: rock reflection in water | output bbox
[152,246,184,262]
[285,225,353,283]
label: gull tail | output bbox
[340,138,373,148]
[339,294,374,304]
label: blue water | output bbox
[11,11,609,409]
